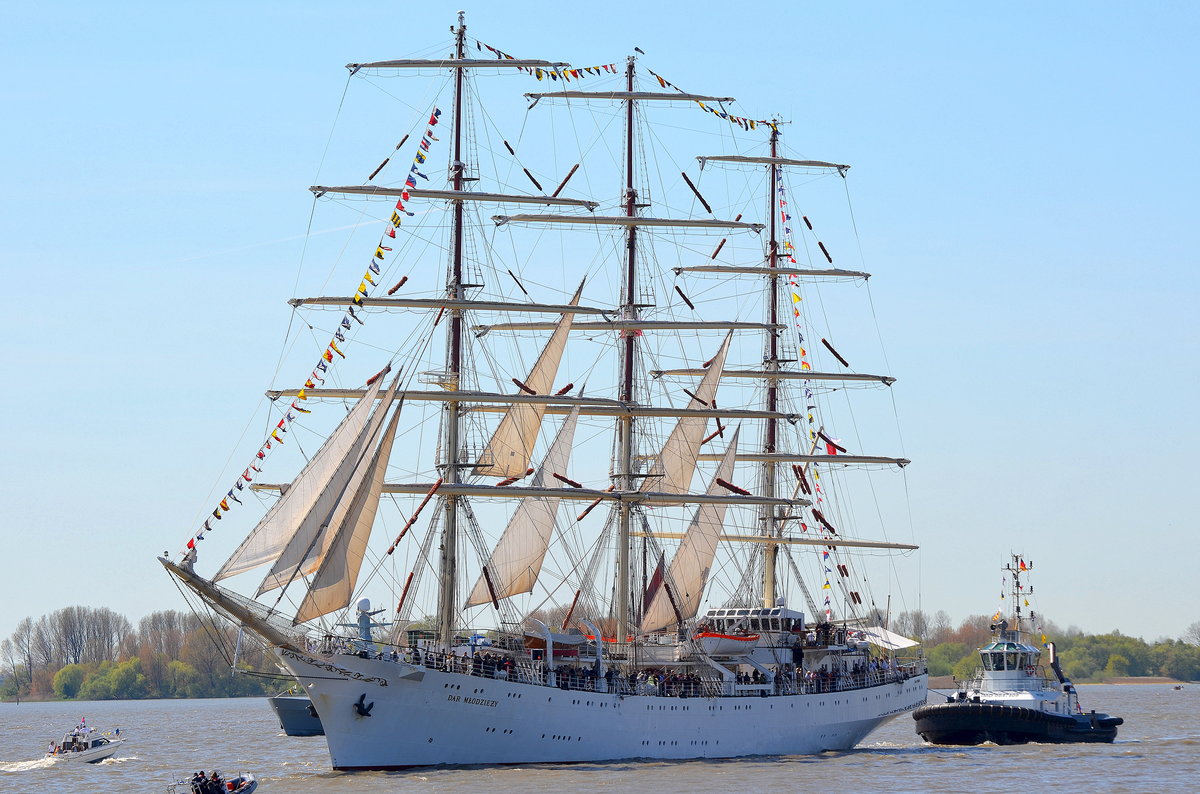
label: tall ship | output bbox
[913,556,1122,745]
[162,14,927,769]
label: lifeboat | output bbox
[694,631,760,656]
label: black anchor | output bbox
[353,692,375,717]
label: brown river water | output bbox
[1,684,1196,792]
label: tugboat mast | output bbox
[1002,553,1033,634]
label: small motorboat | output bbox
[46,723,124,763]
[169,771,257,793]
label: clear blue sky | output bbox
[2,1,1197,643]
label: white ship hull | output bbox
[48,738,123,763]
[278,648,927,769]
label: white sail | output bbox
[644,333,731,494]
[213,374,388,582]
[465,407,580,607]
[293,386,404,623]
[256,372,402,596]
[640,427,741,633]
[475,281,584,477]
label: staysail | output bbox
[293,386,405,623]
[475,281,583,477]
[213,373,389,582]
[465,407,580,607]
[640,426,741,633]
[256,371,404,596]
[644,333,731,494]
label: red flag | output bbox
[386,227,396,238]
[187,538,195,549]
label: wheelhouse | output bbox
[979,640,1041,671]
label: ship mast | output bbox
[437,10,468,652]
[1003,554,1033,633]
[615,54,639,645]
[761,122,782,607]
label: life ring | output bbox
[1025,665,1036,676]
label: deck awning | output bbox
[860,626,920,650]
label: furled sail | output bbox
[475,281,583,477]
[213,373,389,582]
[640,426,741,633]
[256,371,403,596]
[465,407,580,607]
[293,386,404,623]
[644,333,731,494]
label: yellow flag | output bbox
[375,247,386,260]
[792,293,801,303]
[297,388,307,400]
[364,272,377,286]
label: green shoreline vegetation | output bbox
[1,608,276,701]
[894,610,1200,683]
[2,607,1198,701]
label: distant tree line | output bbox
[3,606,1197,700]
[0,607,277,700]
[891,610,1200,682]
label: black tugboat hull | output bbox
[913,702,1122,745]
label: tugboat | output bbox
[913,556,1123,745]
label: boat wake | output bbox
[0,757,56,772]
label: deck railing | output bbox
[305,638,926,700]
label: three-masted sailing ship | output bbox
[162,14,928,769]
